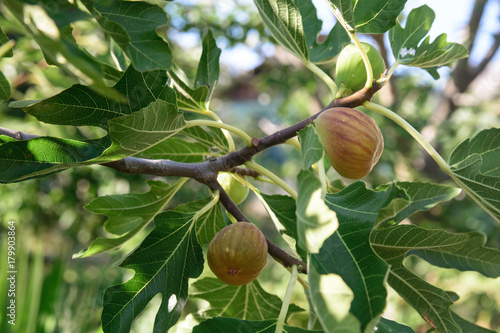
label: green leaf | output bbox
[370,225,465,332]
[168,70,209,113]
[75,179,187,258]
[191,277,302,320]
[254,0,309,62]
[376,181,461,227]
[375,317,415,333]
[0,27,13,57]
[448,127,500,222]
[2,0,124,101]
[0,70,10,102]
[298,125,323,169]
[411,231,500,278]
[174,197,225,246]
[0,136,109,183]
[193,317,323,333]
[99,99,186,160]
[195,28,221,100]
[86,0,172,71]
[296,169,338,253]
[310,182,403,330]
[327,0,407,34]
[452,312,496,333]
[101,211,204,333]
[260,193,306,259]
[389,5,468,78]
[295,0,349,63]
[9,66,172,128]
[308,264,361,332]
[141,126,229,162]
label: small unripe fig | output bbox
[217,172,249,205]
[315,107,384,179]
[335,42,385,92]
[207,222,268,286]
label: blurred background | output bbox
[1,0,500,332]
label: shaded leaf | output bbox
[191,277,302,321]
[0,27,13,57]
[168,70,209,113]
[371,224,466,332]
[101,211,204,333]
[193,317,323,333]
[9,66,172,128]
[452,312,496,333]
[254,0,308,61]
[448,127,500,222]
[86,0,172,71]
[375,317,415,333]
[75,179,187,258]
[175,197,225,246]
[0,71,10,102]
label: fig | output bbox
[315,107,384,179]
[217,172,249,205]
[207,222,268,286]
[335,42,385,92]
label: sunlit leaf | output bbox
[308,264,361,332]
[254,0,309,61]
[448,127,500,222]
[168,70,209,113]
[296,169,338,253]
[75,179,187,258]
[195,28,221,101]
[101,211,204,333]
[389,5,468,78]
[191,277,302,320]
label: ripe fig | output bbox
[207,222,268,286]
[315,107,384,179]
[217,172,249,205]
[335,42,385,92]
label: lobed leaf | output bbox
[85,0,172,71]
[75,179,187,258]
[168,70,209,113]
[191,277,302,321]
[448,127,500,222]
[389,5,468,78]
[298,125,323,169]
[101,211,204,333]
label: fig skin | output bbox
[315,107,384,179]
[217,172,249,205]
[335,42,385,92]
[207,222,268,286]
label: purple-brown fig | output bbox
[315,107,384,179]
[207,222,268,286]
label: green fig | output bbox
[315,107,384,179]
[207,222,268,286]
[217,172,249,205]
[335,42,385,92]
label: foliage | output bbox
[0,0,499,332]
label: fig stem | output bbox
[185,119,253,147]
[363,101,452,174]
[304,60,338,98]
[193,190,220,221]
[351,34,374,89]
[245,161,298,199]
[276,265,299,333]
